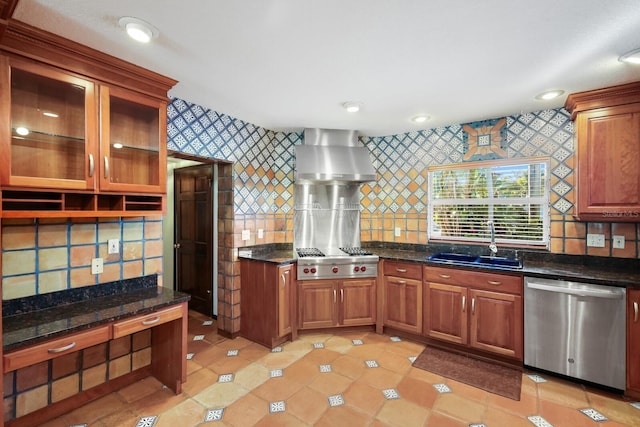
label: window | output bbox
[428,158,549,246]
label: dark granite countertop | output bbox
[238,243,640,288]
[2,275,190,352]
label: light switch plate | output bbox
[586,233,605,247]
[258,229,264,239]
[394,227,401,237]
[613,235,625,249]
[108,239,119,254]
[91,258,103,274]
[241,230,250,241]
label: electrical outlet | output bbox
[258,229,264,239]
[394,227,401,237]
[91,258,103,274]
[586,233,605,247]
[241,230,250,241]
[613,235,625,249]
[108,239,119,254]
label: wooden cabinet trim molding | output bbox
[565,81,640,119]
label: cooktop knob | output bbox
[303,268,310,274]
[332,266,339,274]
[310,268,317,274]
[361,266,367,272]
[354,266,360,272]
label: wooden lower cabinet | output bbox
[382,260,423,334]
[627,288,640,397]
[424,266,524,361]
[298,278,376,329]
[240,259,295,348]
[383,276,423,334]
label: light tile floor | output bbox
[43,311,640,427]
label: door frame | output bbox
[164,152,220,316]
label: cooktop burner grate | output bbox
[339,247,374,256]
[296,248,325,257]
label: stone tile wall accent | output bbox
[1,217,164,299]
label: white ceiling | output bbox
[12,0,640,136]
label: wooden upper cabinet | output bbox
[99,86,167,193]
[0,20,177,217]
[1,56,98,190]
[565,81,640,221]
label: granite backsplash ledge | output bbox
[2,274,159,317]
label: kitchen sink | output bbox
[427,253,523,269]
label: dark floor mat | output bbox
[412,346,522,401]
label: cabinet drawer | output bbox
[112,304,183,338]
[3,325,111,372]
[425,266,522,295]
[383,261,423,280]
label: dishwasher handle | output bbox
[526,281,624,299]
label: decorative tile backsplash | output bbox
[165,97,637,259]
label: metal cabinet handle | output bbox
[333,289,337,303]
[340,288,344,303]
[439,274,451,279]
[471,298,475,315]
[397,280,406,285]
[104,156,109,178]
[48,342,77,354]
[174,243,181,249]
[396,268,407,273]
[462,296,466,312]
[281,274,286,286]
[487,280,502,286]
[142,316,161,326]
[635,302,639,323]
[88,154,94,177]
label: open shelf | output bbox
[1,189,164,218]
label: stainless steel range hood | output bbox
[294,128,377,183]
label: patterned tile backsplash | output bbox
[166,96,638,258]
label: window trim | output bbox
[427,156,551,247]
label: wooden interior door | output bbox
[174,164,214,316]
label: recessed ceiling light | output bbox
[411,115,430,123]
[535,90,564,101]
[118,17,159,43]
[342,102,362,113]
[619,48,640,64]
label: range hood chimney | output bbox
[294,128,377,183]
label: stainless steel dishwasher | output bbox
[524,276,626,390]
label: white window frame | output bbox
[427,157,550,247]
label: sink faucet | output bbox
[487,220,498,257]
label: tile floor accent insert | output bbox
[365,360,379,368]
[328,394,345,407]
[408,356,417,363]
[580,408,608,422]
[135,416,158,427]
[527,374,547,383]
[469,424,487,427]
[528,415,554,427]
[204,408,224,422]
[270,369,283,378]
[630,402,640,410]
[186,353,195,360]
[382,388,400,399]
[352,339,364,345]
[390,336,402,342]
[313,342,325,349]
[433,383,452,393]
[202,320,213,326]
[226,349,239,356]
[271,346,283,353]
[269,401,286,413]
[69,425,88,427]
[319,364,332,373]
[218,373,234,383]
[193,334,205,341]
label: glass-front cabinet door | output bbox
[99,86,167,193]
[1,57,97,189]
